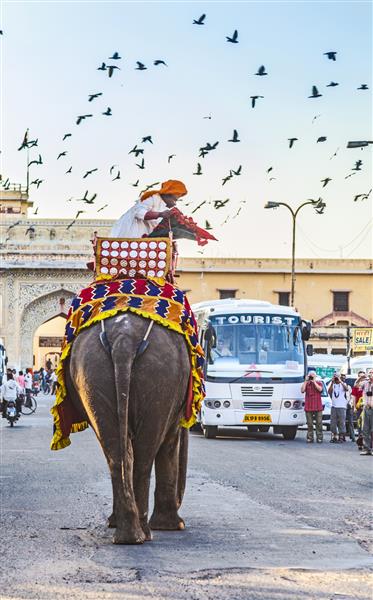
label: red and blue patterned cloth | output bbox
[51,277,205,450]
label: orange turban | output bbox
[140,179,187,201]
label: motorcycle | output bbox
[5,400,19,427]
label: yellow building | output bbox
[176,257,373,354]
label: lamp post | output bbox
[264,199,325,307]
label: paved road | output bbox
[1,394,372,599]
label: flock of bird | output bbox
[1,12,372,235]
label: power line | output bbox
[345,224,373,258]
[297,219,373,255]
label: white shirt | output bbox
[330,383,348,408]
[24,373,33,390]
[110,194,167,238]
[1,379,21,402]
[50,371,57,383]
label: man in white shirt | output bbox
[111,180,187,238]
[24,368,33,408]
[328,372,349,443]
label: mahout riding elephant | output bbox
[65,311,190,544]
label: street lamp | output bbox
[264,199,325,307]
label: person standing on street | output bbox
[352,371,366,450]
[328,372,349,443]
[341,374,355,442]
[24,368,33,408]
[360,369,373,456]
[301,371,324,443]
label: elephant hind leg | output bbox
[150,427,186,531]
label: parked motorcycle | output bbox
[5,400,19,427]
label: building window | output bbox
[218,289,237,299]
[333,292,349,312]
[277,292,290,306]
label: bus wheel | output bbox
[203,426,218,439]
[282,426,298,440]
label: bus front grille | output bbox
[241,386,274,397]
[243,401,272,410]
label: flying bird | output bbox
[193,163,203,175]
[110,165,118,175]
[317,136,327,143]
[199,149,209,158]
[345,173,356,180]
[33,207,39,215]
[250,95,264,108]
[102,107,112,116]
[312,114,321,124]
[213,199,230,209]
[88,92,103,102]
[97,62,107,71]
[204,220,212,230]
[357,84,369,90]
[330,147,339,160]
[202,141,219,151]
[76,114,93,125]
[28,154,43,166]
[168,154,175,163]
[326,81,339,87]
[142,136,153,143]
[63,133,72,140]
[112,171,121,181]
[288,138,298,148]
[136,61,147,70]
[255,65,267,76]
[30,179,40,187]
[228,129,240,143]
[191,200,206,214]
[57,151,67,160]
[109,52,121,60]
[321,177,332,187]
[203,113,212,119]
[83,168,98,178]
[136,158,145,169]
[309,86,322,98]
[193,14,206,25]
[66,166,72,174]
[132,180,139,187]
[267,166,273,173]
[97,204,109,212]
[222,174,232,185]
[226,30,238,43]
[28,139,38,147]
[141,182,160,194]
[77,191,97,204]
[352,160,363,171]
[6,220,21,231]
[354,189,371,202]
[129,145,144,157]
[324,51,337,61]
[107,65,120,78]
[154,60,167,66]
[230,165,242,176]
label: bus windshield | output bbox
[207,313,305,379]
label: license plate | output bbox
[243,413,272,423]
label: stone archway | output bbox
[20,289,76,367]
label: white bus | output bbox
[193,299,312,440]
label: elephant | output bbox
[65,311,191,544]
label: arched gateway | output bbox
[20,289,76,368]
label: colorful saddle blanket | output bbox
[50,278,205,451]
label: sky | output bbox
[1,0,372,258]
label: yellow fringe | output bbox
[50,304,204,451]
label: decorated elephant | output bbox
[63,311,192,544]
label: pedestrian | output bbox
[360,369,373,456]
[340,374,355,442]
[50,369,58,395]
[46,358,52,371]
[301,370,324,443]
[352,371,366,450]
[328,372,349,443]
[16,370,25,392]
[24,368,33,408]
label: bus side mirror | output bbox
[301,320,311,341]
[306,344,314,357]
